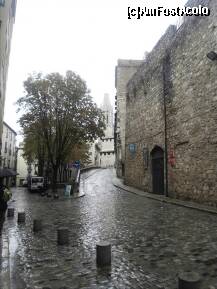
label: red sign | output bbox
[168,148,175,167]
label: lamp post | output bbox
[162,53,171,197]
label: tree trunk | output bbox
[52,165,58,194]
[59,165,63,183]
[38,157,44,176]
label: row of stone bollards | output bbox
[6,207,202,288]
[7,209,112,267]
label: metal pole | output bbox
[163,54,169,197]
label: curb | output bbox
[113,178,217,215]
[80,166,100,173]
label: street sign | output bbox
[129,144,136,154]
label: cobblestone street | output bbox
[1,168,217,289]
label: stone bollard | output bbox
[96,242,111,267]
[47,192,52,198]
[33,219,42,232]
[57,228,69,245]
[7,208,15,217]
[178,272,201,289]
[53,194,59,199]
[17,212,25,223]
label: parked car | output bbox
[28,176,44,192]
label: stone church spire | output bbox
[101,93,113,112]
[101,93,113,130]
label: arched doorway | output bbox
[151,146,164,195]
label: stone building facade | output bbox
[0,0,17,151]
[125,0,217,205]
[115,60,144,178]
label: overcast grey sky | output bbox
[4,0,186,139]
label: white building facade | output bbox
[16,143,28,186]
[16,142,39,186]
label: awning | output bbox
[0,168,18,177]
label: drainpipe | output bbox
[162,53,170,197]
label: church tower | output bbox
[100,93,113,137]
[98,93,115,168]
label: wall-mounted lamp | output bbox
[207,51,217,61]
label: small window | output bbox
[4,142,7,153]
[0,0,5,7]
[11,0,16,17]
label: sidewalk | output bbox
[0,224,10,289]
[113,176,217,215]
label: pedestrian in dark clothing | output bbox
[0,179,7,231]
[0,179,7,210]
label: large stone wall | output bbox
[115,59,144,177]
[125,0,217,205]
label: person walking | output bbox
[0,178,6,230]
[0,178,12,231]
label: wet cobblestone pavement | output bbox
[1,168,217,289]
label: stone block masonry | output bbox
[115,59,144,178]
[124,0,217,205]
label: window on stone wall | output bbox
[4,142,7,153]
[0,0,5,7]
[11,0,17,17]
